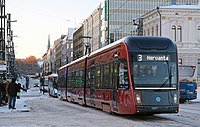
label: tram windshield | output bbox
[132,55,178,88]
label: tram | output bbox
[48,73,58,97]
[58,36,179,114]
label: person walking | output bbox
[25,77,29,89]
[6,78,18,109]
[16,82,27,99]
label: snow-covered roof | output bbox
[160,5,200,10]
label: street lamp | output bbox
[79,36,92,55]
[133,18,143,36]
[8,20,17,23]
[156,7,162,36]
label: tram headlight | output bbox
[173,94,178,104]
[135,93,142,104]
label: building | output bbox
[42,52,47,76]
[54,35,65,73]
[61,28,75,65]
[41,35,51,76]
[73,25,84,60]
[83,5,102,52]
[142,1,200,78]
[100,0,198,47]
[73,0,198,59]
[42,0,199,75]
[73,5,102,60]
[51,43,56,74]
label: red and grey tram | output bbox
[58,36,179,114]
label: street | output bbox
[1,88,200,127]
[0,78,200,127]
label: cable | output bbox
[109,0,171,34]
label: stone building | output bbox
[142,2,200,80]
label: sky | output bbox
[6,0,102,59]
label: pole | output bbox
[157,7,161,36]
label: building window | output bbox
[177,25,182,42]
[172,25,176,42]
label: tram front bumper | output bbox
[136,105,179,114]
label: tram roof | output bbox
[59,37,124,70]
[59,36,176,70]
[124,36,176,51]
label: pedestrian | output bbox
[6,78,18,109]
[40,76,44,94]
[25,77,29,89]
[16,83,27,99]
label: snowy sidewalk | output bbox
[0,88,42,113]
[0,95,31,113]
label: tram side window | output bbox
[103,63,110,89]
[109,63,113,89]
[87,67,95,88]
[75,71,80,88]
[77,71,84,88]
[67,73,72,88]
[52,77,57,88]
[62,74,66,88]
[118,59,129,90]
[57,74,62,87]
[79,70,84,88]
[95,66,101,89]
[72,72,76,88]
[87,70,91,88]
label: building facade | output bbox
[51,44,56,74]
[61,28,75,65]
[83,5,102,53]
[101,0,198,47]
[142,3,200,80]
[54,36,65,73]
[73,25,84,60]
[72,0,198,59]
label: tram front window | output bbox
[133,62,177,88]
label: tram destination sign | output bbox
[137,54,170,62]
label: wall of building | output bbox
[73,25,84,60]
[100,0,198,47]
[143,5,200,67]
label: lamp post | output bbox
[79,36,92,55]
[156,7,162,36]
[133,18,143,36]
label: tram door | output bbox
[112,61,119,111]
